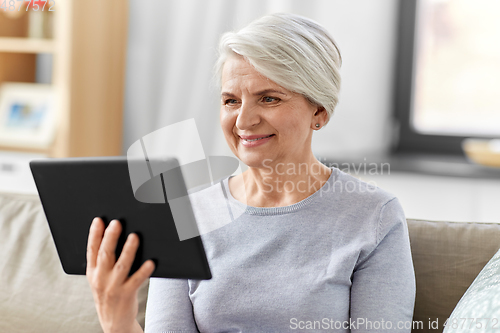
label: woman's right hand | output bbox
[86,217,156,333]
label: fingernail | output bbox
[92,217,99,225]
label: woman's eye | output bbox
[262,96,279,103]
[224,99,238,105]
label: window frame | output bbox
[393,0,498,155]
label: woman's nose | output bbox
[235,102,261,130]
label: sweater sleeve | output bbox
[144,277,199,333]
[350,197,416,333]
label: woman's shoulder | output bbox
[326,167,397,206]
[324,168,408,251]
[320,168,405,230]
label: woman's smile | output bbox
[239,134,275,147]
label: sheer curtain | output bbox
[123,0,399,160]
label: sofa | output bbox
[1,190,499,333]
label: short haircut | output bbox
[215,12,342,125]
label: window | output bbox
[394,0,500,155]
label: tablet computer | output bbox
[29,156,211,280]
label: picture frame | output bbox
[0,82,56,149]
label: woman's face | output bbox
[220,55,325,169]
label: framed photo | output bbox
[0,83,56,149]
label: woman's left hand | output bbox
[86,217,155,333]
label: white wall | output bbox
[355,172,500,223]
[123,0,399,159]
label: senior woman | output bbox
[86,13,415,333]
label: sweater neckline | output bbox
[220,167,336,216]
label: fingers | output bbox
[125,259,156,290]
[87,217,155,291]
[111,233,140,283]
[86,217,105,272]
[96,219,122,270]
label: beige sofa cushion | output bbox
[0,192,149,333]
[408,219,500,332]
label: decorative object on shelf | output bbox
[28,6,54,39]
[462,138,500,168]
[0,82,56,149]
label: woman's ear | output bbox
[312,106,328,130]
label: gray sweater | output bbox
[145,167,416,332]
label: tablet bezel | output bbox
[29,156,212,280]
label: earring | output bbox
[315,123,320,129]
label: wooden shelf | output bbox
[0,37,55,54]
[0,144,48,155]
[0,0,127,158]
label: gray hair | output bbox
[215,13,342,125]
